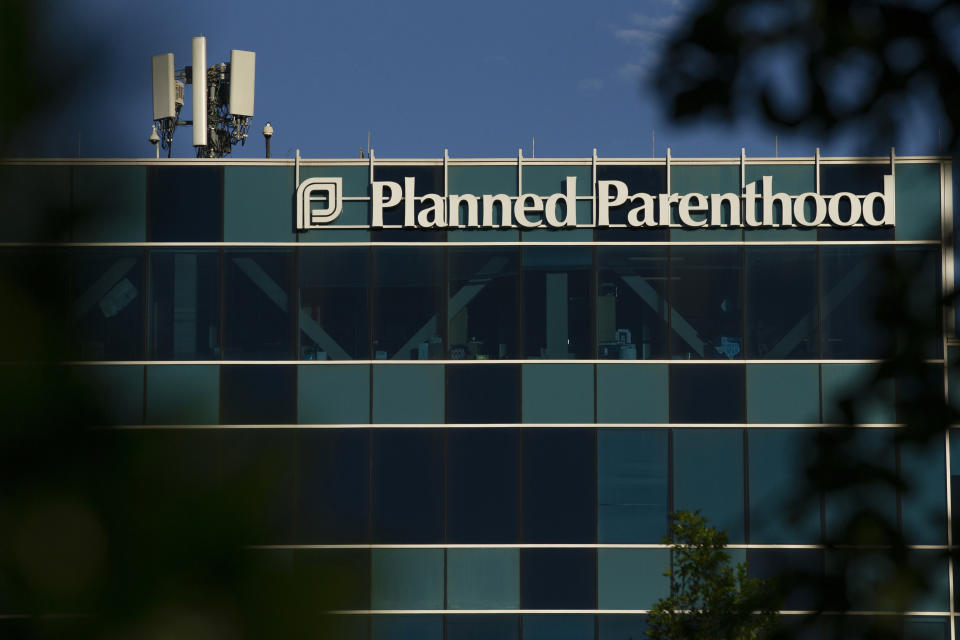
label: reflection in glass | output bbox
[72,248,145,360]
[597,246,668,359]
[299,247,370,360]
[373,247,444,360]
[223,249,296,360]
[149,249,220,360]
[745,246,818,359]
[669,246,743,359]
[447,247,519,359]
[821,245,893,358]
[522,247,593,359]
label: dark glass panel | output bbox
[522,246,594,359]
[445,364,520,424]
[520,549,596,609]
[223,249,296,360]
[445,615,518,640]
[147,166,223,241]
[597,246,669,359]
[669,246,743,359]
[0,249,69,361]
[522,428,595,543]
[149,249,220,360]
[670,364,745,423]
[819,163,894,241]
[747,548,823,609]
[820,245,894,359]
[372,247,444,360]
[895,246,942,359]
[372,165,445,242]
[447,247,520,359]
[296,549,371,612]
[596,164,668,242]
[745,246,818,359]
[371,429,443,543]
[447,428,521,543]
[299,246,370,360]
[220,364,296,425]
[297,430,370,543]
[72,248,145,360]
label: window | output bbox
[372,247,444,360]
[745,246,818,359]
[596,164,667,242]
[223,249,296,360]
[523,428,595,543]
[598,429,668,543]
[72,248,145,360]
[821,245,895,359]
[598,549,670,609]
[371,429,444,543]
[819,163,894,241]
[522,247,593,359]
[220,364,296,425]
[669,246,743,359]
[298,364,370,424]
[522,364,593,423]
[447,549,519,609]
[520,549,596,609]
[447,247,520,359]
[597,246,669,359]
[446,364,520,424]
[371,549,444,609]
[748,429,821,544]
[224,166,295,242]
[299,247,370,360]
[670,364,745,423]
[297,429,370,543]
[147,166,222,241]
[145,364,219,425]
[673,428,745,542]
[149,249,220,360]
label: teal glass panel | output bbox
[0,165,71,241]
[145,364,218,425]
[448,165,517,196]
[896,163,941,241]
[597,364,669,423]
[748,429,820,543]
[673,428,745,542]
[522,615,595,640]
[522,364,594,423]
[827,549,948,613]
[371,549,444,610]
[598,549,670,609]
[522,165,592,196]
[81,365,143,426]
[821,363,895,424]
[824,428,897,539]
[73,166,146,241]
[743,164,817,240]
[371,615,441,640]
[905,617,948,639]
[372,364,444,424]
[522,201,593,241]
[670,164,742,241]
[301,165,370,197]
[598,429,668,543]
[598,615,648,639]
[447,548,519,609]
[746,364,820,423]
[298,364,370,424]
[224,166,295,242]
[900,438,947,545]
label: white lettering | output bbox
[678,193,708,227]
[371,180,402,227]
[514,194,544,228]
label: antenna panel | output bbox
[192,36,207,147]
[151,53,176,120]
[229,50,255,117]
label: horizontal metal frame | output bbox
[0,240,942,247]
[62,359,945,365]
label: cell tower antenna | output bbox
[150,36,256,158]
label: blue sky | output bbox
[33,0,945,159]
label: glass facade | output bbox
[6,155,955,638]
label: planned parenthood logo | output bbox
[296,177,342,229]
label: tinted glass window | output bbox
[448,247,520,359]
[372,165,445,242]
[522,247,593,359]
[596,164,668,241]
[598,429,668,543]
[220,364,296,424]
[523,428,595,543]
[670,364,745,423]
[372,247,444,360]
[520,549,596,609]
[446,615,518,640]
[223,249,296,360]
[299,247,370,360]
[820,245,894,358]
[748,428,821,544]
[896,246,942,359]
[597,246,668,359]
[147,166,223,241]
[745,246,818,359]
[673,428,746,542]
[670,246,743,359]
[149,249,220,360]
[371,429,443,543]
[72,248,145,360]
[747,549,823,609]
[819,163,894,241]
[445,364,520,424]
[447,429,521,543]
[297,429,370,543]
